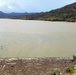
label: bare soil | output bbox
[0,57,75,75]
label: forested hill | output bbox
[25,2,76,22]
[0,2,76,22]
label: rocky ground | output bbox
[0,57,75,75]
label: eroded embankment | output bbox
[0,57,75,75]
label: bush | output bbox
[51,72,56,75]
[73,55,76,61]
[50,72,60,75]
[67,66,74,72]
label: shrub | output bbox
[50,72,60,75]
[67,66,74,73]
[73,55,76,61]
[50,72,56,75]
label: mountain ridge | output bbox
[0,2,76,22]
[25,2,76,22]
[0,11,35,18]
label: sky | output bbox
[0,0,76,13]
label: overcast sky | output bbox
[0,0,76,13]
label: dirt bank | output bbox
[0,57,75,75]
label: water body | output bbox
[0,19,76,58]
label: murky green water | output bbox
[0,19,76,58]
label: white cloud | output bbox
[7,5,14,10]
[0,0,76,12]
[0,0,22,12]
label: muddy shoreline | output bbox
[0,57,75,75]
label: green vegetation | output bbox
[50,72,60,75]
[0,2,76,22]
[24,2,76,22]
[73,55,76,61]
[67,66,74,73]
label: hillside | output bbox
[25,2,76,22]
[0,2,76,22]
